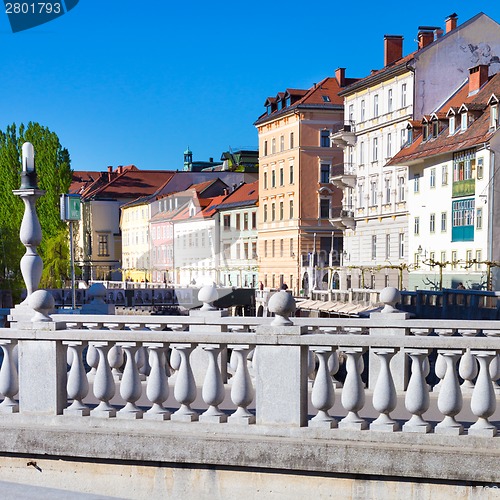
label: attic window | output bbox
[432,120,439,138]
[322,95,331,103]
[423,124,429,141]
[461,112,468,131]
[491,104,498,129]
[449,115,456,135]
[266,105,272,115]
[285,96,291,107]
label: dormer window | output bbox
[285,96,291,107]
[432,120,439,138]
[491,104,498,129]
[461,112,468,131]
[322,95,331,102]
[423,123,429,141]
[406,127,413,145]
[449,115,456,135]
[266,105,272,115]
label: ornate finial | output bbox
[198,284,218,311]
[268,290,296,326]
[29,290,55,322]
[380,287,401,313]
[87,283,107,304]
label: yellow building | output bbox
[255,70,354,295]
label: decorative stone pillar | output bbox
[228,345,255,424]
[0,340,19,413]
[368,287,409,391]
[200,344,227,423]
[64,341,90,416]
[171,344,198,421]
[255,290,308,427]
[144,343,170,420]
[309,346,337,428]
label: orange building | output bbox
[255,69,356,295]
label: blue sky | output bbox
[1,2,500,171]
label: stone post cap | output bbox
[268,290,296,326]
[29,289,55,322]
[87,283,107,304]
[198,284,218,311]
[380,287,401,313]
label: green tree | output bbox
[0,122,72,297]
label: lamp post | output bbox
[12,142,45,305]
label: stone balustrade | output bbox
[0,293,499,496]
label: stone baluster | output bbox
[228,345,255,424]
[339,347,367,430]
[307,348,316,380]
[458,347,478,394]
[0,340,19,413]
[117,343,143,419]
[64,342,89,416]
[490,352,500,395]
[108,345,124,381]
[309,347,337,428]
[200,344,227,423]
[370,348,399,431]
[435,350,464,435]
[171,344,198,421]
[86,343,99,380]
[403,349,431,433]
[328,349,342,389]
[90,342,116,417]
[468,351,497,437]
[136,346,150,379]
[432,329,454,392]
[144,343,170,420]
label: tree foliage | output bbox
[0,122,72,296]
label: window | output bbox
[98,234,109,256]
[477,157,483,179]
[290,238,294,257]
[441,251,446,263]
[466,250,473,266]
[359,141,365,164]
[271,138,276,154]
[223,243,231,259]
[371,235,377,259]
[264,240,268,258]
[373,94,379,117]
[476,207,483,229]
[385,178,391,203]
[289,163,294,184]
[399,233,404,258]
[223,214,231,231]
[430,213,435,233]
[264,140,268,156]
[280,135,284,152]
[414,174,420,193]
[320,164,330,184]
[252,242,257,259]
[320,198,330,218]
[388,89,393,112]
[449,115,456,135]
[442,165,448,185]
[475,250,482,270]
[236,214,241,230]
[453,149,476,182]
[401,83,407,107]
[280,239,284,257]
[386,133,392,158]
[263,205,268,222]
[441,212,447,232]
[372,137,378,161]
[271,169,276,187]
[414,217,420,235]
[271,203,276,221]
[491,104,498,129]
[461,112,467,131]
[252,212,257,229]
[290,132,294,149]
[360,100,365,121]
[263,172,268,189]
[370,180,378,206]
[385,234,390,259]
[397,177,405,202]
[289,199,294,219]
[451,251,457,269]
[348,104,354,122]
[279,201,284,220]
[423,124,429,141]
[400,128,407,147]
[320,130,330,147]
[272,240,275,258]
[432,120,439,138]
[279,165,284,186]
[430,252,435,263]
[358,183,364,208]
[430,168,436,188]
[244,212,249,230]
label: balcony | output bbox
[330,123,356,149]
[330,162,356,189]
[329,208,355,229]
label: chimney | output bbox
[469,65,489,93]
[117,165,123,174]
[209,157,214,162]
[445,13,458,33]
[434,28,444,40]
[107,166,112,173]
[335,67,346,87]
[417,30,434,49]
[384,35,403,66]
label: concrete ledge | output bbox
[0,415,498,484]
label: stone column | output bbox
[369,287,410,391]
[255,290,308,427]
